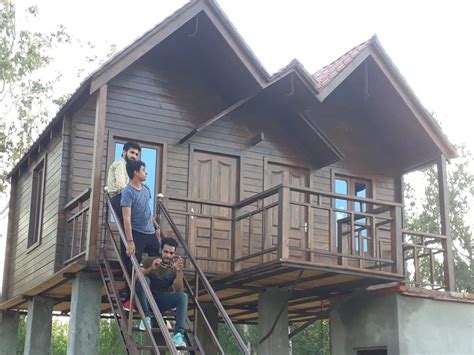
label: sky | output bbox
[1,0,473,291]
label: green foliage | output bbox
[404,145,474,292]
[0,0,71,193]
[291,320,330,355]
[98,319,125,355]
[219,323,258,354]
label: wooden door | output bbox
[266,162,310,260]
[190,151,239,272]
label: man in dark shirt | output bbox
[138,238,188,349]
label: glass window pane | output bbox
[335,179,348,194]
[141,147,157,213]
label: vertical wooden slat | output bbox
[278,186,290,259]
[390,206,403,274]
[306,205,314,262]
[231,207,241,271]
[437,155,455,290]
[86,84,107,262]
[413,246,420,286]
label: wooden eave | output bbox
[315,38,457,161]
[89,0,269,94]
[178,66,344,166]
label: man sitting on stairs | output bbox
[137,237,188,349]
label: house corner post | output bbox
[437,155,455,290]
[86,84,108,262]
[0,310,19,355]
[24,296,54,355]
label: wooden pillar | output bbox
[390,206,403,275]
[1,177,17,302]
[86,85,107,262]
[437,155,455,290]
[278,186,290,260]
[232,207,242,271]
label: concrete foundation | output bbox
[0,310,20,355]
[330,292,474,355]
[24,296,54,355]
[196,303,219,354]
[257,287,289,355]
[67,272,102,355]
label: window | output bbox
[334,174,372,253]
[113,141,161,218]
[28,159,46,249]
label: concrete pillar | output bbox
[196,303,219,355]
[257,287,289,355]
[0,310,19,355]
[24,296,54,355]
[67,272,102,355]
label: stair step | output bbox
[132,326,192,334]
[136,345,196,351]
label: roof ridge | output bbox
[312,36,374,89]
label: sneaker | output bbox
[139,316,152,331]
[172,333,186,349]
[122,299,131,311]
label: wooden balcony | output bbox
[165,184,404,278]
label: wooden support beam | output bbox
[249,132,264,146]
[179,95,255,144]
[391,206,403,275]
[278,186,290,259]
[437,155,455,290]
[86,85,108,262]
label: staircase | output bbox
[101,193,249,354]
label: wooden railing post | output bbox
[390,206,403,274]
[278,186,290,260]
[437,155,455,291]
[231,206,242,271]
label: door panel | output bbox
[266,162,310,260]
[190,151,238,272]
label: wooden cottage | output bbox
[0,0,459,353]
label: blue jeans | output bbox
[136,277,188,335]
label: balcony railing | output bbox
[402,230,448,289]
[63,188,91,264]
[163,184,407,277]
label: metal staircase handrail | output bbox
[158,198,250,355]
[104,192,179,355]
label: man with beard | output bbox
[107,141,141,222]
[137,237,188,349]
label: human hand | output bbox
[126,240,135,256]
[151,258,162,270]
[173,256,184,271]
[155,225,161,240]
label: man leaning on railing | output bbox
[120,159,162,308]
[137,237,188,349]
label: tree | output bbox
[291,320,330,355]
[0,0,115,218]
[404,145,474,292]
[0,0,70,193]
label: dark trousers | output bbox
[120,230,161,280]
[137,277,188,335]
[110,193,123,224]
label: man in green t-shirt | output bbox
[137,237,187,349]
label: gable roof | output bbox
[8,1,456,178]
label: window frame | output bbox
[331,170,374,253]
[27,156,47,252]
